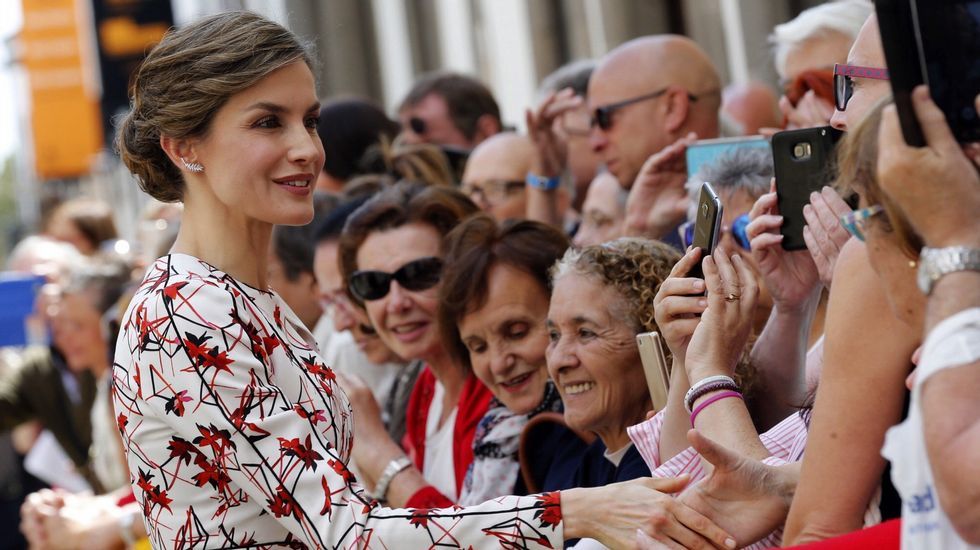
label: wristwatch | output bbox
[525,173,561,191]
[917,246,980,295]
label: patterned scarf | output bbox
[459,381,563,505]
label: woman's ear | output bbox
[160,135,201,173]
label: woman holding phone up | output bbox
[110,11,735,549]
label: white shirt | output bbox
[423,381,458,502]
[882,307,980,550]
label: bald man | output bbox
[722,82,781,135]
[588,35,722,188]
[460,132,533,221]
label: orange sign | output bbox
[21,0,104,180]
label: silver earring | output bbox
[180,157,204,173]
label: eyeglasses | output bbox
[348,256,443,301]
[839,205,884,241]
[680,214,752,251]
[592,88,699,131]
[833,64,890,112]
[462,180,525,204]
[408,117,427,135]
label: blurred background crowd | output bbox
[1,0,979,548]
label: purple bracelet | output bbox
[684,380,739,412]
[689,390,743,427]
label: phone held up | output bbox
[772,125,844,251]
[687,182,723,279]
[876,0,980,145]
[636,331,671,413]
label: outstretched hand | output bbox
[675,430,795,548]
[801,186,853,286]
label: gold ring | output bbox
[725,293,740,302]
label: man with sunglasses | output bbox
[398,71,502,150]
[587,35,722,243]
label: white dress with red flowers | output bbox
[112,254,563,549]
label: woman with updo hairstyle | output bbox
[111,11,723,550]
[437,214,586,503]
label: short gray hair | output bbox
[770,0,872,80]
[686,147,773,219]
[537,59,596,100]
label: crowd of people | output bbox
[1,1,978,548]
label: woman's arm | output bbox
[783,239,918,544]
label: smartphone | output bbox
[772,126,843,251]
[636,332,670,413]
[688,182,723,279]
[876,0,980,145]
[685,136,770,180]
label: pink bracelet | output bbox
[689,390,743,427]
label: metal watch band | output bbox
[917,246,980,295]
[371,456,412,502]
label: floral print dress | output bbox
[112,254,563,549]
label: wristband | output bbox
[684,375,738,413]
[690,390,743,427]
[371,456,412,502]
[525,173,561,191]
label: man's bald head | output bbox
[722,82,781,135]
[588,35,722,187]
[461,132,534,221]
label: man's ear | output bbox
[472,114,502,145]
[159,135,199,172]
[663,86,692,134]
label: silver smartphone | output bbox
[636,331,670,413]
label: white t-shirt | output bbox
[882,307,980,550]
[423,381,458,502]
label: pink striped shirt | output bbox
[627,411,809,548]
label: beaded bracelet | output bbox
[690,390,744,427]
[684,375,738,413]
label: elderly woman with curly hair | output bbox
[546,239,679,488]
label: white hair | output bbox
[770,0,873,80]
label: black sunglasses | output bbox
[409,117,427,135]
[349,257,443,301]
[832,63,890,111]
[592,88,699,130]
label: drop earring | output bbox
[180,157,204,173]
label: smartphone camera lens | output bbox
[792,142,812,160]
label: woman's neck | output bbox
[171,201,272,289]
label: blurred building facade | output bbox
[9,0,826,253]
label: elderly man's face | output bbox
[398,93,472,149]
[545,272,650,449]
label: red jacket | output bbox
[402,366,492,508]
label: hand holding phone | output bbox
[688,182,723,279]
[771,126,843,250]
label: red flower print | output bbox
[409,508,430,528]
[268,485,302,521]
[328,459,354,483]
[167,436,203,466]
[534,492,562,529]
[193,424,236,452]
[278,435,323,471]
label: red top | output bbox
[402,366,493,508]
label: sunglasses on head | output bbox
[348,256,443,302]
[833,64,890,112]
[680,214,752,251]
[592,87,699,131]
